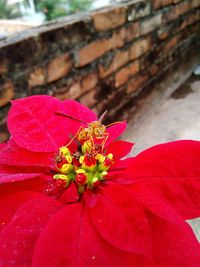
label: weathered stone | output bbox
[115,60,139,87]
[179,1,192,15]
[0,81,14,107]
[55,82,82,100]
[47,54,71,83]
[92,7,126,32]
[0,61,7,74]
[192,0,200,8]
[163,35,179,52]
[153,0,173,9]
[81,73,98,92]
[127,73,149,94]
[28,67,46,87]
[125,22,140,42]
[80,89,97,108]
[127,1,151,21]
[76,38,112,67]
[140,14,162,35]
[99,50,129,78]
[130,37,152,60]
[162,6,180,23]
[111,22,140,48]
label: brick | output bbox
[125,22,140,42]
[80,89,97,108]
[149,64,159,76]
[162,6,180,23]
[81,73,98,92]
[127,1,151,21]
[55,82,82,100]
[28,67,45,87]
[173,0,182,3]
[99,50,129,78]
[178,1,192,15]
[140,14,162,35]
[111,22,140,49]
[153,0,173,9]
[0,81,14,107]
[0,62,7,74]
[76,38,112,67]
[47,54,71,83]
[187,13,200,26]
[163,35,179,52]
[130,37,152,60]
[111,28,126,49]
[126,73,149,94]
[55,72,98,100]
[153,0,160,9]
[115,61,139,87]
[158,26,170,40]
[92,7,126,32]
[192,0,200,8]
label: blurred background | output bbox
[0,0,122,37]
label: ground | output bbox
[122,62,200,240]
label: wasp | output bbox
[55,110,120,152]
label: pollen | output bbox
[53,126,114,193]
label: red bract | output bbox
[0,95,200,267]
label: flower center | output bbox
[53,123,113,193]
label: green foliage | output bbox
[66,0,93,14]
[35,0,93,21]
[0,0,20,19]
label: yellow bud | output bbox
[79,156,84,164]
[102,171,108,176]
[76,169,86,174]
[107,153,113,160]
[61,163,73,174]
[92,177,99,183]
[53,174,68,181]
[96,154,105,163]
[66,155,72,164]
[59,146,70,156]
[82,140,93,153]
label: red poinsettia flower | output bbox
[0,95,200,267]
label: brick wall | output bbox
[0,0,200,142]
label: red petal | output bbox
[148,211,200,267]
[0,194,62,266]
[0,164,44,183]
[125,140,200,220]
[130,182,186,224]
[0,143,7,151]
[62,100,97,123]
[0,177,47,198]
[32,203,154,267]
[89,184,152,256]
[58,183,80,203]
[57,100,98,138]
[0,191,42,231]
[7,95,71,152]
[105,121,127,146]
[0,139,54,168]
[106,140,134,159]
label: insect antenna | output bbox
[55,112,87,125]
[98,110,108,123]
